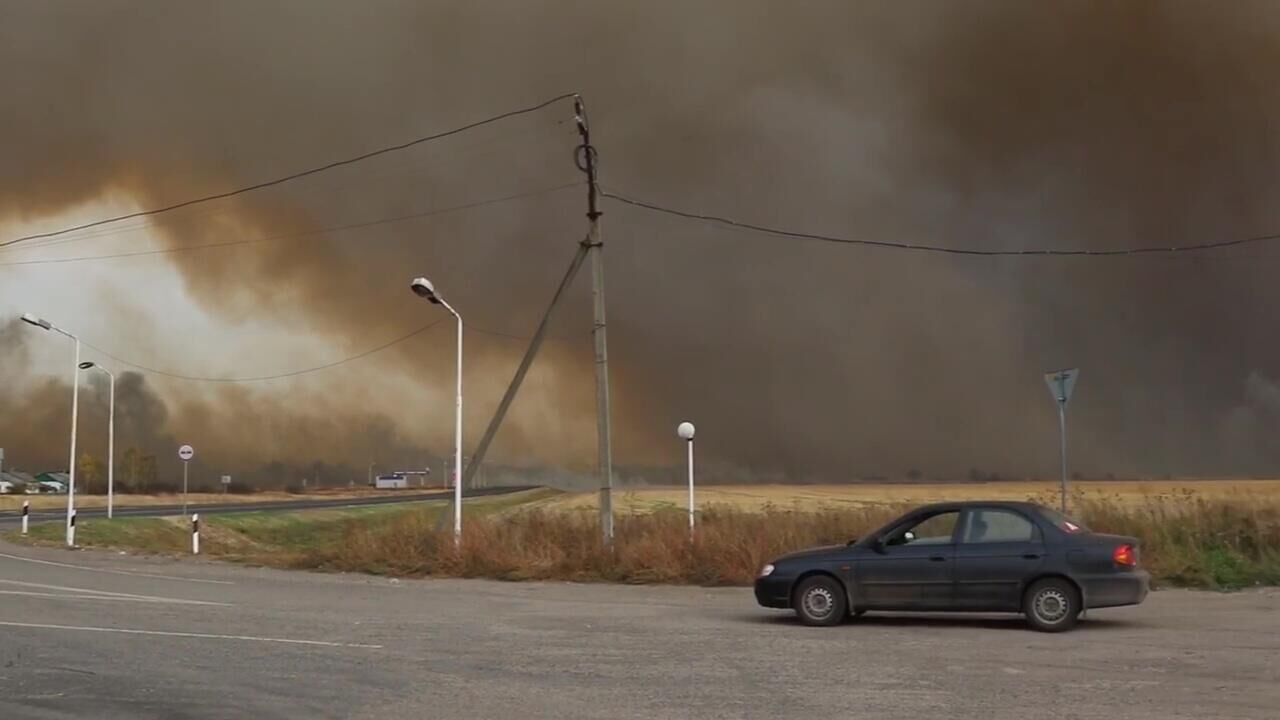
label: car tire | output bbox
[793,575,847,627]
[1023,578,1081,633]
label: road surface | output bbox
[0,540,1275,719]
[0,486,532,526]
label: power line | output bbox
[2,114,573,256]
[80,319,447,383]
[1,93,578,250]
[601,189,1280,257]
[1,182,583,267]
[74,318,583,384]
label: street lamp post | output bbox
[677,421,696,537]
[20,313,80,547]
[79,362,116,519]
[410,277,464,546]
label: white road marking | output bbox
[0,551,234,585]
[0,621,383,649]
[0,579,231,606]
[0,590,218,605]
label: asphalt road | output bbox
[0,542,1276,720]
[0,486,532,526]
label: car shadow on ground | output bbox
[740,611,1144,632]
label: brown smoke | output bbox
[4,1,1280,482]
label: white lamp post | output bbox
[677,421,696,536]
[79,362,115,519]
[410,277,464,546]
[20,313,80,546]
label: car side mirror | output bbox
[870,536,887,554]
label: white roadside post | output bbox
[21,501,29,536]
[19,313,81,547]
[179,444,195,517]
[79,362,116,519]
[677,421,696,537]
[192,513,200,555]
[410,276,464,547]
[1043,368,1080,513]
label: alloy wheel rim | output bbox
[1034,588,1070,623]
[804,587,834,618]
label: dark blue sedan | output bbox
[754,500,1148,631]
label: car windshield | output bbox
[1038,507,1089,534]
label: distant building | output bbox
[35,472,70,494]
[0,471,36,494]
[374,473,409,490]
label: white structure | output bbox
[410,276,464,545]
[79,362,116,519]
[375,473,409,490]
[20,313,80,547]
[677,421,697,535]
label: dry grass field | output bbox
[14,481,1279,589]
[527,479,1280,514]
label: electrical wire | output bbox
[78,317,586,383]
[80,319,447,383]
[1,93,578,249]
[2,115,573,256]
[1,182,584,267]
[601,188,1280,257]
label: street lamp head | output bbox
[78,361,96,370]
[20,313,51,330]
[677,421,696,441]
[410,277,442,305]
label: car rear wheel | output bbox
[793,575,847,627]
[1023,578,1081,633]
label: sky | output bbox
[3,1,1280,485]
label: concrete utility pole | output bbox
[461,242,589,491]
[574,94,615,543]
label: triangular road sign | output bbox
[1044,368,1079,406]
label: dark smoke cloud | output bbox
[3,1,1280,483]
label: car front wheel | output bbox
[793,575,847,627]
[1023,578,1081,633]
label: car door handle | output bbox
[1022,553,1042,560]
[929,556,948,562]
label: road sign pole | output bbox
[177,445,195,517]
[1058,402,1068,513]
[1044,368,1079,514]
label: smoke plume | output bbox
[3,1,1280,484]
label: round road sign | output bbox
[178,444,195,462]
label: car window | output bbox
[963,509,1037,543]
[886,511,959,546]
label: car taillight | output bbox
[1113,544,1137,567]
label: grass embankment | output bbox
[0,487,419,512]
[17,488,558,567]
[13,487,1280,590]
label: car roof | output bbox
[910,500,1047,514]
